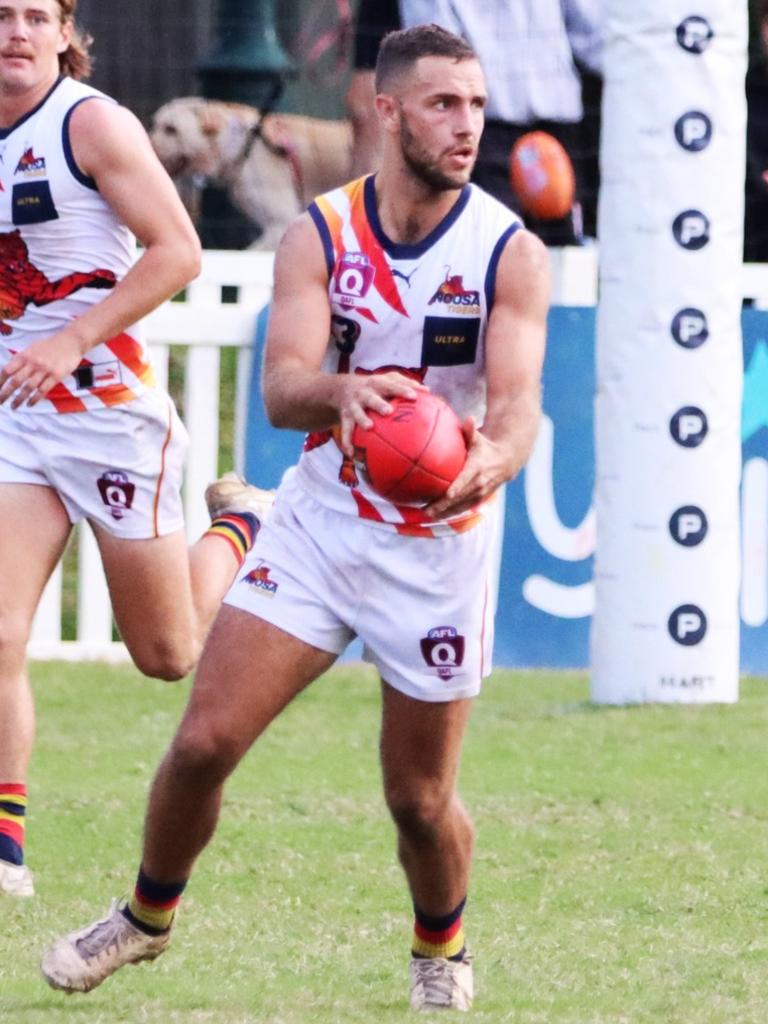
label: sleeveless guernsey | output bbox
[296,174,521,536]
[0,76,154,414]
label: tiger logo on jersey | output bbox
[0,229,116,335]
[15,147,46,176]
[428,269,480,315]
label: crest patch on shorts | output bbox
[420,625,466,680]
[96,470,135,520]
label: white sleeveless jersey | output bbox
[0,76,154,413]
[295,175,521,536]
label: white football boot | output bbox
[409,952,474,1011]
[41,900,170,993]
[0,858,34,897]
[204,471,275,524]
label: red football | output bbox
[351,392,467,504]
[509,130,575,220]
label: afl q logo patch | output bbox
[671,308,708,349]
[669,506,708,547]
[674,111,712,152]
[420,626,465,681]
[673,210,710,250]
[670,407,708,447]
[668,604,707,646]
[332,252,375,309]
[676,16,714,54]
[97,470,135,521]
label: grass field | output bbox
[3,663,768,1023]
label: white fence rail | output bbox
[27,246,766,661]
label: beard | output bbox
[399,113,474,192]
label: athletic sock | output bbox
[0,783,26,865]
[122,866,187,935]
[205,511,259,564]
[412,897,467,961]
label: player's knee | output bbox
[130,637,200,682]
[169,721,242,784]
[0,611,32,673]
[385,783,453,842]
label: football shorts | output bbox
[0,388,188,538]
[224,470,501,702]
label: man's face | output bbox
[0,1,70,95]
[395,56,487,192]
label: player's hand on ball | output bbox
[337,371,427,456]
[425,418,509,519]
[351,391,466,504]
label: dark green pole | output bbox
[198,0,296,109]
[197,0,297,247]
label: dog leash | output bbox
[234,114,306,205]
[226,0,353,202]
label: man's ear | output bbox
[375,93,400,135]
[57,19,73,55]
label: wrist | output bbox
[59,320,96,359]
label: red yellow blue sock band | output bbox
[124,866,187,935]
[206,512,258,564]
[0,783,26,864]
[412,897,466,960]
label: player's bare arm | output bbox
[262,214,425,455]
[0,98,201,408]
[427,228,550,519]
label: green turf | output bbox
[3,663,768,1022]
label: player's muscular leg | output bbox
[140,607,337,882]
[379,682,475,916]
[0,485,71,778]
[93,527,240,681]
[93,527,199,680]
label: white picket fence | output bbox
[28,249,274,661]
[27,245,766,661]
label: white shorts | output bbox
[224,471,500,702]
[0,389,189,538]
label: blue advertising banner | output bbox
[740,309,768,672]
[245,306,768,671]
[494,307,595,668]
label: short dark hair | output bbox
[374,24,478,93]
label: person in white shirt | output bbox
[346,0,603,242]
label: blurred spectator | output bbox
[746,0,768,262]
[345,0,603,245]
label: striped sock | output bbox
[206,512,259,564]
[412,897,466,961]
[122,866,187,935]
[0,784,26,865]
